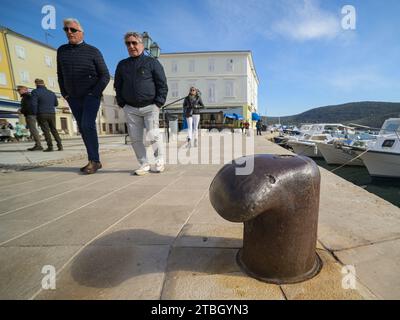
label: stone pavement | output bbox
[0,132,399,299]
[0,135,127,170]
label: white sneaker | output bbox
[134,163,150,176]
[151,159,165,173]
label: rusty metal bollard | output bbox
[209,154,322,284]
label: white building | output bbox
[98,77,127,135]
[159,51,259,129]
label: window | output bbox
[115,123,119,132]
[189,60,195,72]
[48,77,56,88]
[20,71,29,83]
[108,123,113,133]
[60,117,68,131]
[171,82,179,98]
[44,55,53,67]
[15,45,26,59]
[102,123,106,132]
[208,59,215,72]
[225,80,234,97]
[0,73,6,86]
[114,109,119,119]
[382,140,395,148]
[226,58,234,72]
[171,61,178,73]
[207,81,216,103]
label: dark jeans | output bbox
[25,115,42,146]
[37,113,62,148]
[68,95,101,162]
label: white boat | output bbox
[289,134,332,158]
[287,123,348,158]
[360,118,400,178]
[316,141,364,166]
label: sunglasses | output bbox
[125,41,141,47]
[63,27,81,33]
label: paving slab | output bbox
[318,169,400,251]
[161,247,284,300]
[174,223,243,248]
[281,249,374,300]
[335,239,400,299]
[35,244,170,300]
[0,173,138,244]
[4,184,160,247]
[0,245,81,299]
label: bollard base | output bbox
[236,249,323,285]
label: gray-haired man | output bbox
[57,18,110,174]
[114,32,168,175]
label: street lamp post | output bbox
[142,32,165,140]
[142,31,160,58]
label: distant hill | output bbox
[266,102,400,128]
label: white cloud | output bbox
[206,0,342,43]
[273,0,341,41]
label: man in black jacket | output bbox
[16,85,43,151]
[114,32,168,176]
[57,18,110,174]
[31,79,63,152]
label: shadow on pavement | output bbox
[70,229,240,288]
[30,166,134,174]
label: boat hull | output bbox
[288,141,323,158]
[317,143,364,166]
[360,151,400,178]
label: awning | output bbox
[252,112,260,121]
[0,110,18,115]
[233,113,244,120]
[0,114,19,119]
[224,113,236,119]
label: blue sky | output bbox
[1,0,399,116]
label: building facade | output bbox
[0,26,74,134]
[98,78,127,135]
[158,51,259,129]
[0,30,16,101]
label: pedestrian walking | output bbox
[31,79,63,152]
[114,32,168,176]
[256,120,263,136]
[183,87,204,147]
[244,121,250,135]
[57,18,110,174]
[16,85,43,151]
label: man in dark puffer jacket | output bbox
[31,78,63,152]
[57,17,110,174]
[114,32,168,176]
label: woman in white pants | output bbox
[183,87,204,147]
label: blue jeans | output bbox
[68,95,101,162]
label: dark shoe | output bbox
[57,146,63,151]
[43,147,54,152]
[80,162,91,172]
[27,145,43,151]
[84,161,102,174]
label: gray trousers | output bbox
[25,115,42,147]
[124,104,163,165]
